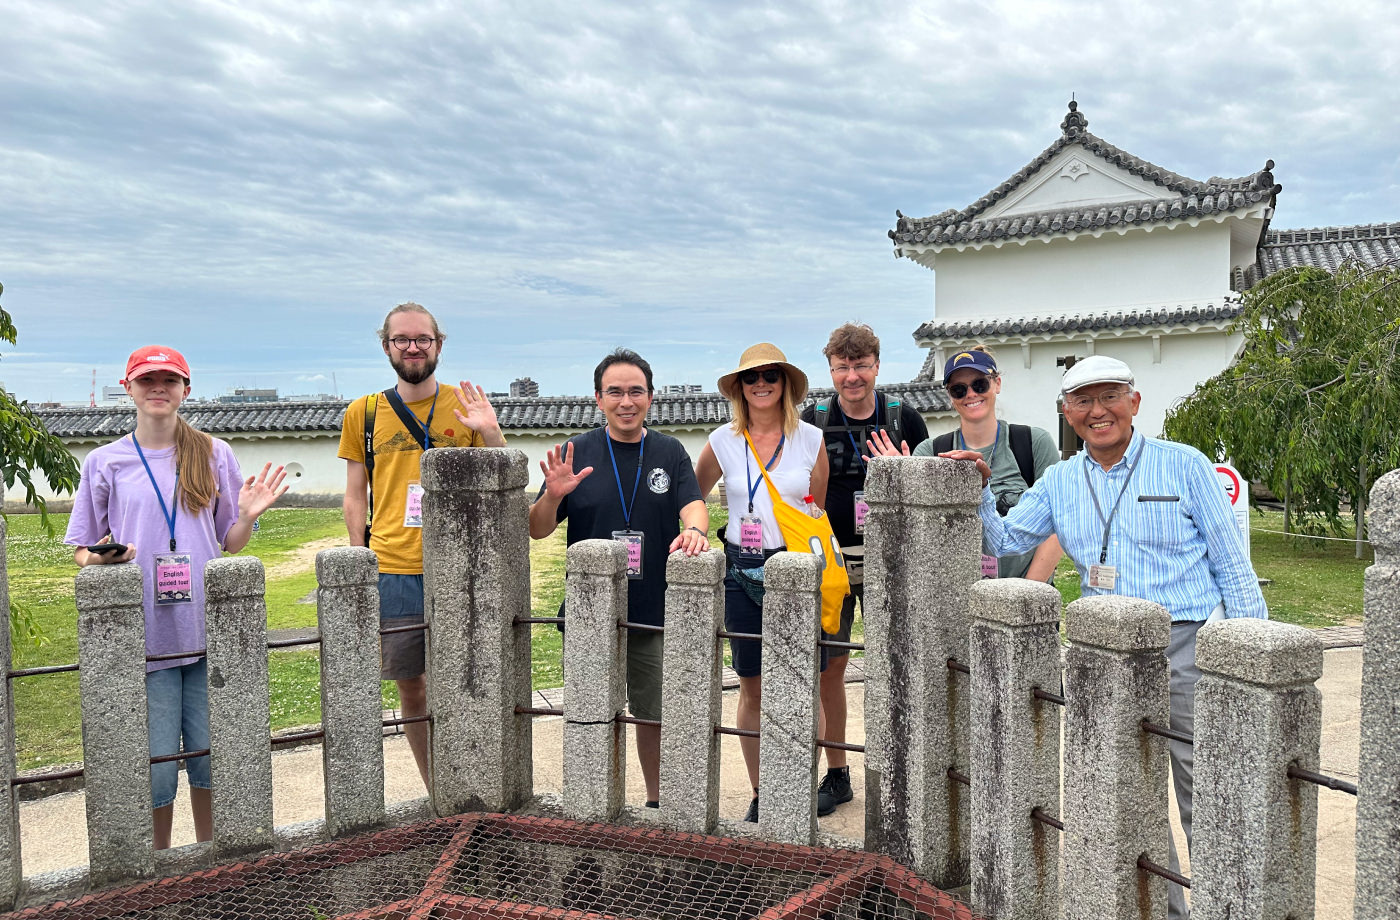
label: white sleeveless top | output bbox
[708,421,824,549]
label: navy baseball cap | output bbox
[943,349,998,384]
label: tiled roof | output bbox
[913,301,1243,353]
[889,101,1281,253]
[34,385,954,439]
[1236,222,1400,289]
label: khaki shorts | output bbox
[625,630,664,722]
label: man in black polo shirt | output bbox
[528,348,711,809]
[801,323,929,816]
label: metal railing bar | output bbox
[151,748,210,766]
[1030,807,1064,831]
[383,714,431,728]
[272,728,326,746]
[817,639,865,651]
[1138,854,1191,889]
[7,663,81,679]
[1141,720,1194,745]
[1031,687,1066,705]
[617,715,662,728]
[514,616,565,626]
[618,621,665,634]
[147,649,207,663]
[715,726,760,739]
[10,766,85,787]
[1288,764,1358,796]
[516,706,565,717]
[379,622,428,637]
[947,658,970,675]
[267,635,321,650]
[717,630,763,641]
[947,767,970,786]
[815,740,866,753]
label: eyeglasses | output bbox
[740,369,783,386]
[388,335,438,350]
[602,386,650,400]
[1063,388,1133,412]
[947,376,993,400]
[830,363,875,376]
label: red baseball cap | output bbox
[123,346,192,384]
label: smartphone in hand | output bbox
[86,543,129,556]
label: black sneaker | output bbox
[644,800,659,809]
[817,767,853,817]
[743,795,759,823]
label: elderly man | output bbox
[952,355,1266,920]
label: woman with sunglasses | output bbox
[696,343,829,824]
[870,345,1062,580]
[65,345,289,849]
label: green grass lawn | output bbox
[3,502,1366,768]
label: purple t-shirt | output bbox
[64,435,244,671]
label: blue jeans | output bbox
[146,659,211,809]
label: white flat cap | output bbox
[1060,355,1134,394]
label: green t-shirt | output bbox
[913,421,1060,578]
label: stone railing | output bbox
[1,449,1397,920]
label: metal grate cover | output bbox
[2,814,977,920]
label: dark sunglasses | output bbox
[740,368,783,386]
[948,376,993,400]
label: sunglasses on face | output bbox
[948,376,993,400]
[740,368,783,386]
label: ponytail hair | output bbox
[174,416,217,514]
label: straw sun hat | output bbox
[717,342,809,403]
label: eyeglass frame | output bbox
[828,362,877,376]
[387,335,441,351]
[1062,387,1135,413]
[740,368,784,386]
[600,386,651,401]
[947,375,995,400]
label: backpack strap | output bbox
[1008,423,1036,488]
[362,391,384,545]
[814,402,831,429]
[930,430,957,455]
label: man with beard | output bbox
[339,302,507,788]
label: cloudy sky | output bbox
[2,1,1397,404]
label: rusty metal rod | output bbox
[380,622,428,637]
[1288,764,1358,796]
[618,715,662,728]
[10,766,85,786]
[514,616,565,626]
[151,748,210,766]
[516,706,565,717]
[1138,854,1191,889]
[1032,687,1066,705]
[947,658,970,675]
[1030,807,1064,831]
[267,635,321,649]
[619,621,665,634]
[1141,720,1194,745]
[272,728,326,746]
[383,714,431,728]
[947,768,970,786]
[7,663,81,679]
[717,630,763,641]
[147,649,207,663]
[817,639,865,651]
[715,725,760,739]
[815,740,866,753]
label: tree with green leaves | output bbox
[1163,261,1400,557]
[3,280,82,642]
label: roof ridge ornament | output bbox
[1060,99,1088,138]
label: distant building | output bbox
[101,386,132,406]
[217,388,279,404]
[659,384,703,395]
[509,377,540,398]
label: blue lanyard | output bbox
[1083,438,1146,564]
[958,422,999,469]
[132,435,179,552]
[389,385,439,451]
[833,401,879,470]
[745,432,786,513]
[605,428,645,527]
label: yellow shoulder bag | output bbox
[743,431,850,634]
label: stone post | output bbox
[862,455,982,887]
[758,552,823,845]
[205,556,274,856]
[1062,595,1172,920]
[316,546,385,836]
[561,539,629,821]
[1192,619,1323,919]
[658,550,726,833]
[1357,468,1400,918]
[968,579,1063,920]
[75,564,154,884]
[0,519,19,910]
[421,448,534,816]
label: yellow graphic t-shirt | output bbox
[338,388,491,573]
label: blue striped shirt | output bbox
[980,431,1268,622]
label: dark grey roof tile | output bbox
[913,301,1243,354]
[1237,222,1400,289]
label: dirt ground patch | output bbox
[266,534,350,580]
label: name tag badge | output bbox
[1088,564,1118,590]
[853,490,869,534]
[404,481,424,528]
[153,552,193,605]
[612,530,645,579]
[738,514,765,556]
[981,554,999,579]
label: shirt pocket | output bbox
[1133,501,1194,550]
